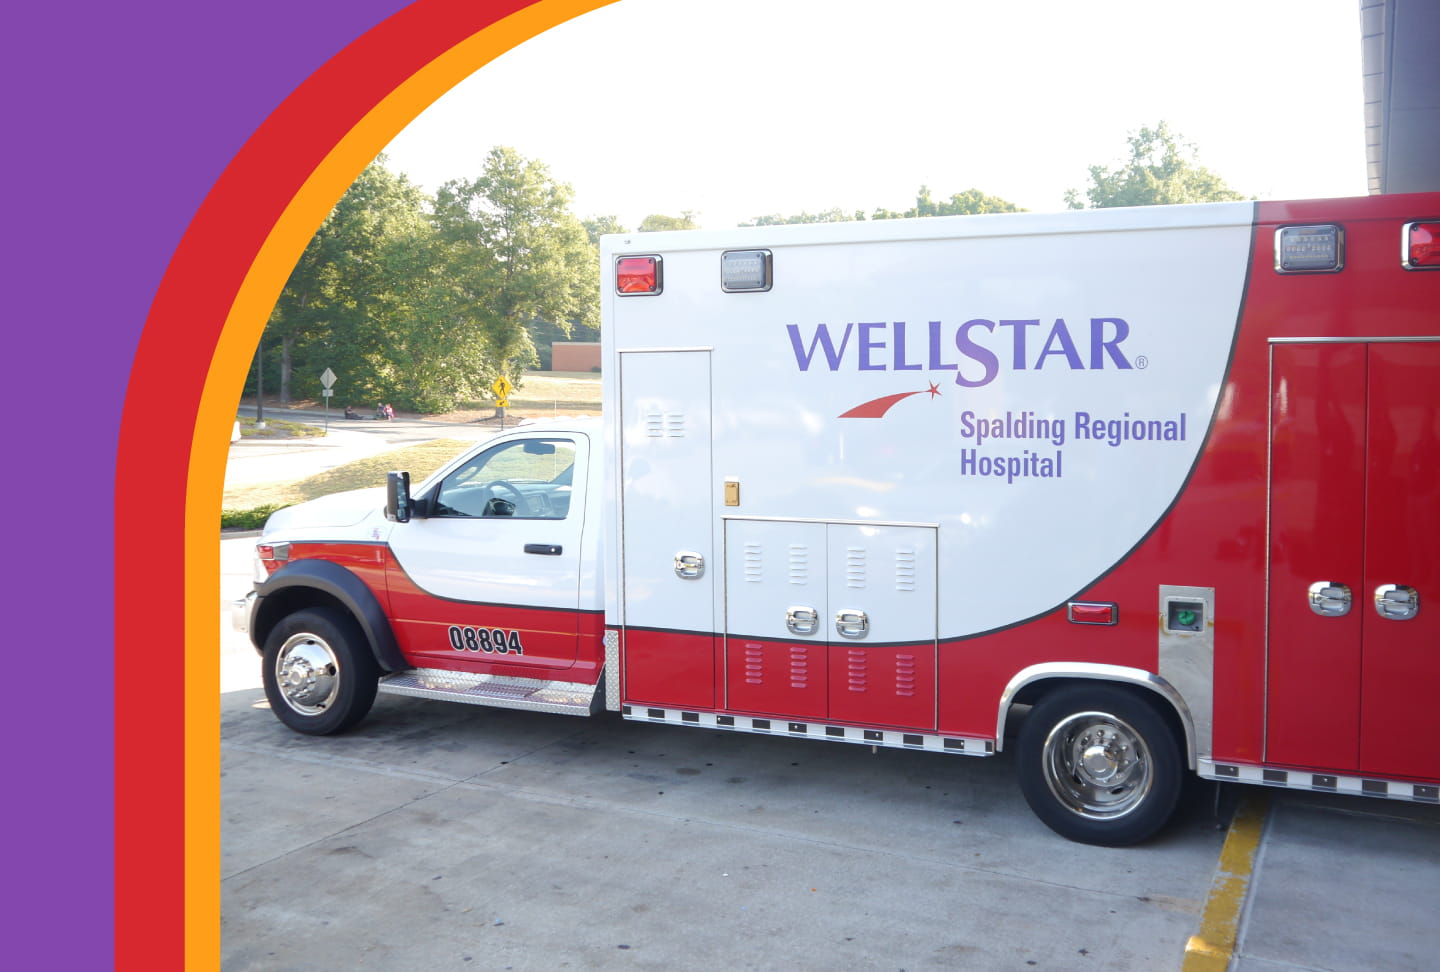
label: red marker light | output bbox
[616,255,662,294]
[1404,221,1440,269]
[1067,602,1117,625]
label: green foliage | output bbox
[220,503,288,531]
[872,186,1024,219]
[257,149,602,414]
[741,188,1021,227]
[741,208,866,227]
[638,212,700,232]
[583,214,627,245]
[1066,121,1247,209]
[432,147,599,406]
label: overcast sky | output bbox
[381,0,1368,230]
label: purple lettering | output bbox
[892,321,923,371]
[787,322,854,371]
[1090,317,1132,369]
[928,321,958,371]
[1035,318,1083,370]
[858,322,887,371]
[954,319,998,388]
[997,319,1040,369]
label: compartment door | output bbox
[1359,342,1440,779]
[825,524,938,730]
[617,350,717,709]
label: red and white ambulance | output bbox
[237,194,1440,844]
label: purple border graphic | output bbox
[6,2,408,965]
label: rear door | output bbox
[1266,341,1440,778]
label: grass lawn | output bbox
[221,439,474,529]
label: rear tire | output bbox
[1017,684,1184,846]
[262,607,378,735]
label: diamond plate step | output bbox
[377,668,598,716]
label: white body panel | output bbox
[602,205,1254,639]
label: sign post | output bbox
[492,375,514,430]
[320,368,337,432]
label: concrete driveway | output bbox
[219,423,1440,971]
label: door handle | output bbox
[786,606,819,636]
[835,609,869,639]
[1308,582,1352,617]
[674,551,705,579]
[1374,584,1419,621]
[524,544,562,556]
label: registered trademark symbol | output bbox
[1135,355,1149,369]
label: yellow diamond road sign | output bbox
[492,376,514,398]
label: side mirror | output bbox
[385,471,411,522]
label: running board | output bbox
[377,668,599,716]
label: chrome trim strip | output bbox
[1198,759,1439,804]
[1265,346,1275,755]
[622,706,994,757]
[994,662,1197,768]
[720,514,941,529]
[1158,585,1215,763]
[616,346,716,353]
[1268,336,1440,344]
[604,629,621,711]
[377,669,598,717]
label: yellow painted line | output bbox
[1183,790,1271,971]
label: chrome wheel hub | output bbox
[275,634,340,715]
[1042,711,1153,819]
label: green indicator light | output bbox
[1177,610,1196,627]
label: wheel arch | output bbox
[252,559,406,672]
[995,663,1197,769]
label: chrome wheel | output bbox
[1041,710,1153,819]
[273,632,341,716]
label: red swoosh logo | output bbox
[839,383,941,418]
[839,390,924,418]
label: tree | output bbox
[432,147,599,405]
[265,158,433,404]
[740,208,866,227]
[583,214,627,245]
[638,212,699,232]
[872,186,1024,220]
[1066,121,1247,209]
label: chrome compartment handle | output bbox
[786,606,819,636]
[835,609,869,639]
[1374,584,1419,621]
[673,551,705,579]
[1307,582,1352,617]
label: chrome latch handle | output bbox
[835,609,869,639]
[1308,582,1352,617]
[673,551,705,579]
[1374,584,1419,621]
[786,606,819,636]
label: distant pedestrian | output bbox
[383,403,395,421]
[344,404,358,420]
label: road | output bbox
[219,417,1440,971]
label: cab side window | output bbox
[431,439,576,520]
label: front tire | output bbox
[1017,685,1184,846]
[262,607,378,735]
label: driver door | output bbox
[385,434,587,672]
